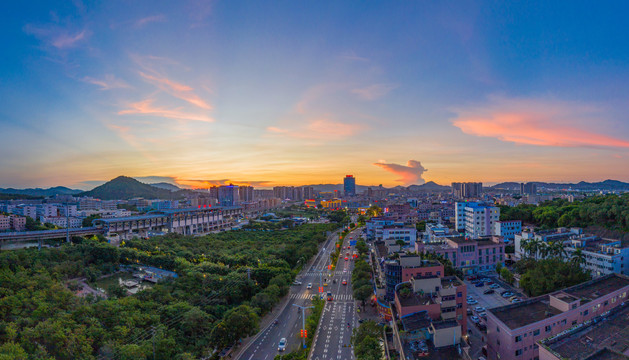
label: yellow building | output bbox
[321,199,342,209]
[304,199,317,208]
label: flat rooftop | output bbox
[397,290,437,307]
[441,276,462,288]
[490,274,629,329]
[431,320,459,330]
[542,305,629,360]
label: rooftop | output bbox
[397,289,437,308]
[441,276,462,288]
[489,274,629,329]
[431,319,459,330]
[542,304,629,360]
[400,311,432,332]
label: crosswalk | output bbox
[289,292,354,301]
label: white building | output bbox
[382,226,417,246]
[13,205,37,219]
[38,204,58,217]
[425,223,459,243]
[565,238,629,277]
[463,203,499,239]
[39,216,83,228]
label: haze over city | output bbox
[3,1,629,189]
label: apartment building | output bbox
[382,225,417,246]
[10,216,26,231]
[465,203,500,239]
[514,228,583,260]
[452,182,483,199]
[486,273,629,360]
[418,236,505,274]
[565,237,629,277]
[425,223,459,243]
[366,216,397,240]
[40,216,83,228]
[383,255,444,300]
[0,215,9,230]
[493,220,522,242]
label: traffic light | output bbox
[300,329,305,338]
[319,286,324,293]
[304,329,308,338]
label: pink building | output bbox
[0,215,9,231]
[10,216,26,231]
[417,236,505,274]
[486,273,629,360]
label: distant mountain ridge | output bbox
[309,181,450,193]
[80,176,183,200]
[490,179,629,191]
[0,186,82,197]
[149,182,181,192]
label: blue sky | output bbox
[2,1,629,189]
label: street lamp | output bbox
[292,304,314,349]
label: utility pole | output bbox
[66,202,70,243]
[293,304,314,348]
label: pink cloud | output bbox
[452,97,629,148]
[82,75,130,90]
[118,99,213,122]
[139,71,211,109]
[24,25,90,49]
[352,83,398,100]
[373,160,428,185]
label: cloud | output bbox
[24,24,90,49]
[373,160,428,185]
[82,75,131,90]
[138,71,211,109]
[452,97,629,148]
[118,99,214,122]
[267,118,365,140]
[339,51,369,62]
[352,83,398,101]
[135,15,166,27]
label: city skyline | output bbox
[3,1,629,188]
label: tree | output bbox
[570,248,586,267]
[500,267,514,284]
[495,262,503,274]
[366,206,382,218]
[354,285,373,308]
[351,321,383,360]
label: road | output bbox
[237,229,339,360]
[308,227,362,360]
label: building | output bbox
[393,272,468,335]
[39,204,58,218]
[0,215,9,231]
[451,182,482,199]
[520,182,537,195]
[343,175,356,197]
[238,186,254,202]
[79,198,103,211]
[418,236,505,275]
[382,225,417,247]
[514,228,584,260]
[10,216,26,231]
[39,216,83,228]
[425,223,459,243]
[384,255,444,300]
[493,220,522,242]
[537,303,629,360]
[486,273,629,360]
[218,185,240,206]
[564,237,629,277]
[463,203,500,239]
[13,205,37,219]
[366,216,397,240]
[320,199,341,209]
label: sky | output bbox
[2,1,629,190]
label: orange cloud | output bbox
[82,75,130,90]
[118,99,213,122]
[373,160,428,185]
[452,98,629,148]
[139,72,211,109]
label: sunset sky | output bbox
[2,1,629,189]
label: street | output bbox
[237,230,338,360]
[308,227,361,360]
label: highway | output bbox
[237,229,339,360]
[308,227,361,360]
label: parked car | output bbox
[474,306,486,312]
[479,312,487,319]
[467,309,473,315]
[512,298,521,303]
[475,282,484,287]
[470,316,480,323]
[483,289,495,295]
[502,292,514,298]
[485,281,494,285]
[467,295,474,300]
[500,290,511,296]
[490,284,500,289]
[467,299,478,305]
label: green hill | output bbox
[79,176,183,200]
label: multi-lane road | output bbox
[238,228,341,360]
[308,227,361,360]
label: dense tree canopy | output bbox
[0,223,338,359]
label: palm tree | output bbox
[570,248,586,267]
[548,241,567,259]
[520,239,532,259]
[538,242,550,259]
[529,238,542,260]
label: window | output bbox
[457,292,462,298]
[572,320,577,326]
[497,327,500,333]
[604,300,608,306]
[533,329,540,336]
[457,303,462,308]
[497,339,500,345]
[545,325,551,333]
[584,310,589,316]
[515,349,522,356]
[515,335,522,342]
[561,319,566,325]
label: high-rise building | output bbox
[520,182,537,195]
[218,185,239,206]
[344,175,356,196]
[238,186,254,202]
[451,182,483,198]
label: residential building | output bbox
[564,237,629,277]
[493,220,522,242]
[218,185,239,206]
[40,216,83,228]
[520,182,537,195]
[384,256,444,300]
[39,204,58,217]
[425,223,459,243]
[238,186,254,202]
[537,302,629,360]
[0,215,9,231]
[486,273,629,360]
[10,216,26,231]
[464,203,500,239]
[451,182,482,199]
[514,228,583,260]
[418,236,505,274]
[79,198,102,211]
[343,175,356,196]
[366,216,396,240]
[13,205,37,219]
[382,225,417,247]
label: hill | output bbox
[80,176,183,200]
[490,180,629,191]
[149,182,181,192]
[408,181,450,192]
[0,186,82,197]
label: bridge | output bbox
[0,206,243,248]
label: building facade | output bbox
[343,175,356,196]
[464,203,500,239]
[493,220,522,242]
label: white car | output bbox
[307,283,312,289]
[466,295,474,300]
[470,316,480,323]
[467,299,478,305]
[292,280,302,286]
[474,306,486,313]
[278,338,287,351]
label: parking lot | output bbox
[465,275,527,332]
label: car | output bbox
[278,338,287,351]
[474,306,486,312]
[292,280,302,285]
[475,282,484,287]
[478,357,487,360]
[470,316,479,323]
[511,298,521,303]
[502,292,514,298]
[485,281,494,285]
[490,284,500,289]
[344,257,349,261]
[477,323,487,331]
[483,289,494,295]
[478,312,487,319]
[307,283,312,289]
[324,282,328,287]
[467,299,478,305]
[466,295,474,301]
[500,290,510,296]
[342,280,347,285]
[509,295,518,301]
[467,309,473,315]
[327,292,333,301]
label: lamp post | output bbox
[292,304,314,348]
